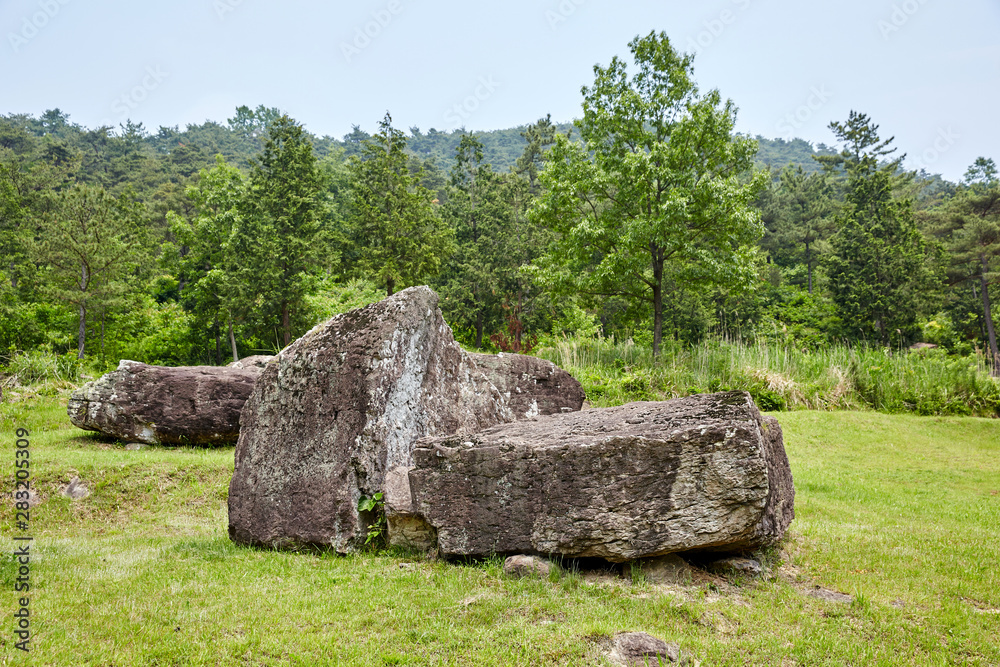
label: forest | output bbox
[1,34,997,411]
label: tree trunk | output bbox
[214,319,222,366]
[652,254,664,358]
[77,303,86,360]
[475,311,484,349]
[386,277,395,297]
[805,243,813,294]
[980,255,999,376]
[100,312,105,360]
[229,318,239,363]
[281,302,291,348]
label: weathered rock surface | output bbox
[503,555,551,578]
[228,286,513,552]
[469,352,585,419]
[384,465,437,552]
[67,360,262,446]
[405,391,794,561]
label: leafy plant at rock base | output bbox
[357,492,386,547]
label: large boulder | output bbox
[469,352,585,419]
[401,391,794,561]
[67,360,262,446]
[228,286,514,552]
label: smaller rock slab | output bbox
[68,360,262,446]
[406,391,794,561]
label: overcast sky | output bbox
[2,0,997,181]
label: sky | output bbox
[2,0,998,182]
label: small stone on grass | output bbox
[503,555,550,578]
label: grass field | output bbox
[1,394,999,666]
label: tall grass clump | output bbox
[3,348,86,385]
[536,336,1000,417]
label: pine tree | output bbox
[824,112,937,346]
[33,185,147,358]
[348,113,453,296]
[231,115,324,348]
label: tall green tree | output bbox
[32,185,147,358]
[166,156,246,363]
[514,114,557,193]
[933,158,1000,374]
[437,134,546,348]
[231,115,324,348]
[531,31,766,356]
[824,112,936,346]
[349,112,453,296]
[760,166,838,293]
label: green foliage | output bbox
[824,112,938,346]
[305,277,384,324]
[108,297,197,366]
[925,157,1000,374]
[531,31,766,356]
[4,348,85,384]
[231,115,326,348]
[759,166,838,293]
[30,184,150,358]
[348,113,454,297]
[537,335,1000,417]
[435,134,548,349]
[166,155,246,363]
[357,492,386,547]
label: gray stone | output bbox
[503,555,551,578]
[469,352,585,419]
[227,355,274,369]
[62,477,89,500]
[67,361,262,446]
[228,286,513,553]
[384,466,437,552]
[609,632,679,666]
[124,442,146,451]
[807,587,853,604]
[707,557,763,577]
[634,554,693,585]
[405,391,794,561]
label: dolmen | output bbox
[68,360,266,446]
[228,286,585,552]
[226,285,794,562]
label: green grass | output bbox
[1,396,998,665]
[537,336,1000,417]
